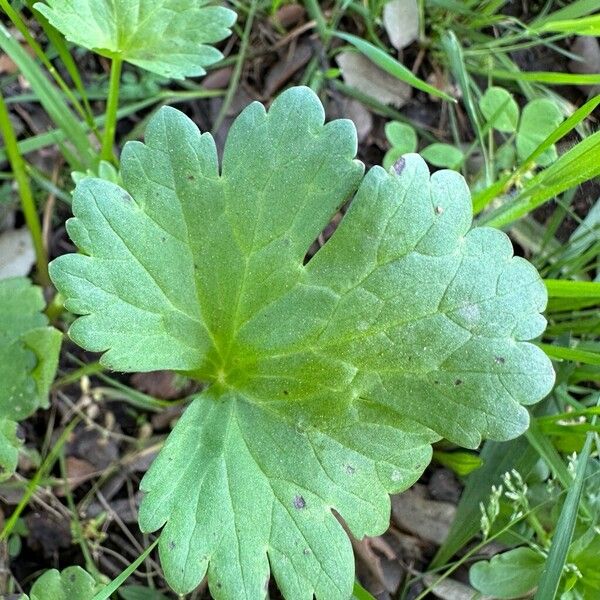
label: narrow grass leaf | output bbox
[482,130,600,227]
[473,94,600,213]
[534,432,594,600]
[545,280,600,300]
[539,343,600,366]
[535,14,600,36]
[92,540,159,600]
[479,69,600,85]
[0,23,94,170]
[334,31,455,102]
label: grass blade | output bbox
[481,130,600,227]
[333,31,456,102]
[0,92,49,285]
[91,539,159,600]
[353,582,377,600]
[538,343,600,366]
[0,23,94,170]
[441,31,490,183]
[473,94,600,213]
[533,432,594,600]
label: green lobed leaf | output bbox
[421,142,464,169]
[0,418,21,481]
[470,547,546,599]
[0,277,62,421]
[50,86,554,598]
[479,86,519,133]
[516,99,563,167]
[34,0,237,79]
[29,566,103,600]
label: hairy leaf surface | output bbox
[0,277,62,421]
[35,0,236,79]
[50,87,554,598]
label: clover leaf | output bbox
[50,86,554,598]
[0,277,62,422]
[480,86,519,133]
[516,98,563,166]
[28,566,102,600]
[35,0,236,79]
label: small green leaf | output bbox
[385,122,417,150]
[30,566,103,600]
[383,122,417,170]
[34,0,237,79]
[432,450,482,476]
[0,419,21,481]
[0,277,62,421]
[470,547,546,599]
[421,143,464,169]
[516,99,563,167]
[51,87,554,598]
[479,86,519,133]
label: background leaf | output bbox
[35,0,237,79]
[0,277,62,421]
[470,547,546,599]
[0,419,21,481]
[479,86,519,133]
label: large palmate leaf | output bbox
[35,0,236,79]
[0,277,62,421]
[50,87,555,599]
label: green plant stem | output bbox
[59,451,103,582]
[304,0,330,43]
[0,93,49,286]
[0,418,79,541]
[101,57,123,163]
[212,0,257,133]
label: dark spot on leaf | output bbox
[293,495,306,509]
[392,157,406,175]
[495,356,506,364]
[454,379,463,386]
[346,465,355,475]
[169,540,176,550]
[121,192,131,202]
[187,174,195,181]
[283,389,289,395]
[161,236,166,242]
[434,380,440,385]
[216,582,222,589]
[69,573,76,582]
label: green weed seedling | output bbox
[50,85,555,599]
[383,121,464,170]
[0,277,61,481]
[23,566,103,600]
[480,86,563,171]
